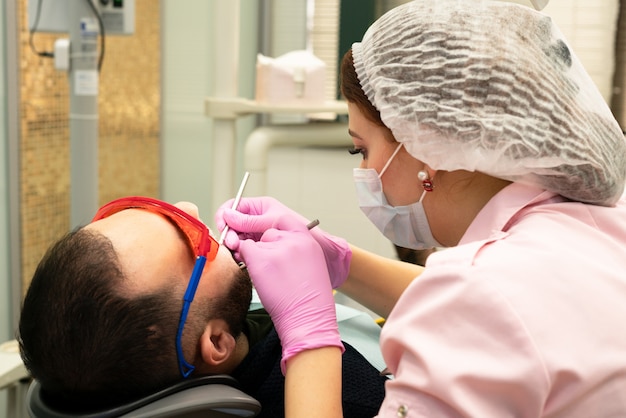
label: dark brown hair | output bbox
[340,49,384,127]
[18,229,188,409]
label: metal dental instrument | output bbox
[219,171,250,245]
[306,219,320,230]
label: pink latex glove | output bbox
[237,221,344,374]
[215,197,352,289]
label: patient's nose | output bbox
[173,201,217,236]
[174,201,200,220]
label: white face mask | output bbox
[353,143,441,250]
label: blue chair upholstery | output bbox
[26,374,261,418]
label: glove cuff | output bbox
[280,333,345,375]
[312,230,353,289]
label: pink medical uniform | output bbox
[377,182,626,417]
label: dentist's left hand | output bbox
[215,196,352,289]
[237,220,344,374]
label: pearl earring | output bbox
[418,171,434,192]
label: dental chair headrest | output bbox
[26,374,261,417]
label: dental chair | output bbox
[26,374,261,418]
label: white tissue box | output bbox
[255,50,327,105]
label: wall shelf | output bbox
[205,97,348,119]
[204,96,348,219]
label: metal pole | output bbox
[5,0,21,343]
[68,0,99,228]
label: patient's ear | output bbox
[198,319,236,369]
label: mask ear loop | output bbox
[378,143,404,179]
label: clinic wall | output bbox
[17,0,160,292]
[160,0,215,214]
[160,1,258,220]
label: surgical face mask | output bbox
[353,143,441,250]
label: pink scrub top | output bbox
[377,182,626,417]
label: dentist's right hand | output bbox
[237,219,344,374]
[215,196,352,289]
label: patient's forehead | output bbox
[85,206,240,298]
[85,209,189,292]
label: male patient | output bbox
[18,197,386,418]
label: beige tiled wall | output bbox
[18,0,160,292]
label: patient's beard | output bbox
[211,267,253,338]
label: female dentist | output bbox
[216,0,626,416]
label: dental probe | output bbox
[306,219,320,230]
[219,171,250,245]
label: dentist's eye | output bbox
[348,147,367,158]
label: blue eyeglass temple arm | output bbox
[176,255,207,378]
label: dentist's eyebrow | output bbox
[348,129,363,140]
